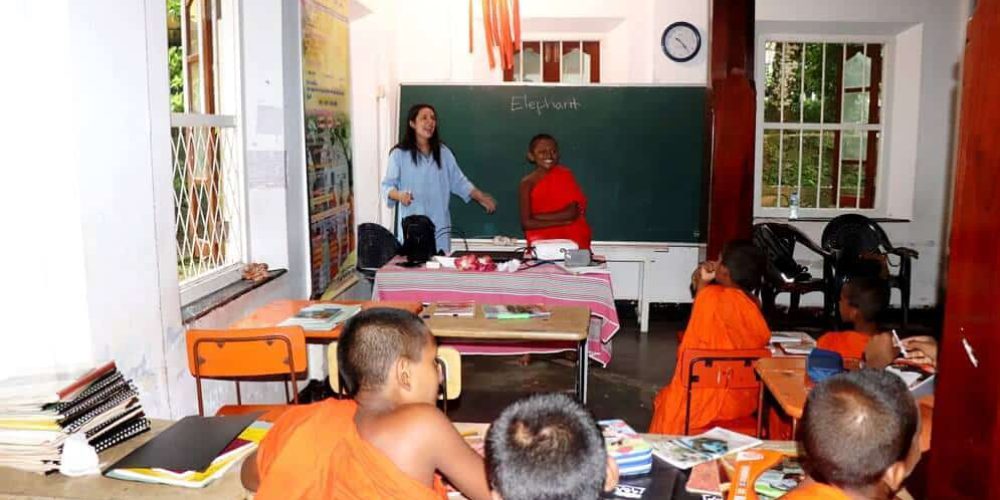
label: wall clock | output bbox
[661,22,702,62]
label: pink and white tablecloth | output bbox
[372,260,620,366]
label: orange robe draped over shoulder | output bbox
[649,285,770,434]
[781,481,852,499]
[816,330,871,361]
[524,165,592,250]
[254,399,446,500]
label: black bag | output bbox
[356,223,400,272]
[400,215,437,263]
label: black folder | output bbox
[105,412,261,472]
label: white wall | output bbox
[348,0,711,228]
[756,0,970,308]
[0,0,311,418]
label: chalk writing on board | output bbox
[510,95,582,115]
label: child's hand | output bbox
[566,201,580,218]
[603,456,620,492]
[699,261,718,282]
[901,336,938,369]
[477,192,497,214]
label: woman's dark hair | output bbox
[394,103,442,168]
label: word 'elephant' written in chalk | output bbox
[510,95,582,115]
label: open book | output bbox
[482,304,550,320]
[651,427,762,470]
[278,304,361,331]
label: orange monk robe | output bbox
[524,165,592,250]
[254,399,447,500]
[649,285,771,434]
[817,330,871,361]
[780,481,852,500]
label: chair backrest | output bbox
[357,222,401,272]
[821,214,883,257]
[752,223,806,282]
[326,342,462,400]
[186,327,308,379]
[681,348,773,391]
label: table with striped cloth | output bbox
[372,260,621,366]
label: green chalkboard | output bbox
[398,85,706,243]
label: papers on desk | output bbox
[599,419,653,476]
[105,419,271,488]
[769,331,809,344]
[770,331,816,356]
[278,304,361,331]
[482,304,550,320]
[651,427,762,470]
[886,363,936,399]
[0,362,150,474]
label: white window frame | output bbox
[753,34,895,219]
[504,36,603,84]
[172,0,249,306]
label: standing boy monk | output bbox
[485,393,618,500]
[816,276,897,368]
[240,308,491,500]
[518,133,592,250]
[648,241,771,434]
[783,369,921,499]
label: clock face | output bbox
[662,22,701,62]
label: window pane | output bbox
[822,43,844,124]
[779,130,801,207]
[781,43,803,123]
[838,130,863,207]
[866,43,884,125]
[802,43,824,123]
[542,41,560,82]
[764,41,782,123]
[761,129,781,207]
[561,42,582,83]
[522,42,541,82]
[819,131,837,208]
[799,131,821,208]
[860,131,880,209]
[582,41,600,83]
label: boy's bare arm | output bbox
[864,332,896,369]
[240,450,260,492]
[519,180,577,230]
[419,409,492,500]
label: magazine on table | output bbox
[432,302,476,318]
[278,304,361,330]
[754,454,805,498]
[650,427,762,470]
[482,304,551,320]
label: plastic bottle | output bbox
[789,192,800,220]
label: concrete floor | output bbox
[446,301,941,431]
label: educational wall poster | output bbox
[301,0,355,298]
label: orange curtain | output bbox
[476,0,520,70]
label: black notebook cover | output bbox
[105,412,261,472]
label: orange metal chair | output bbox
[681,348,772,436]
[186,327,308,418]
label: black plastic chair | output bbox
[752,223,833,321]
[821,214,919,327]
[356,222,400,282]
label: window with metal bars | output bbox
[758,39,885,212]
[167,0,245,297]
[503,40,600,83]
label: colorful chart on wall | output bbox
[301,0,355,298]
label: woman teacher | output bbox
[381,103,496,254]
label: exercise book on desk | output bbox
[278,304,361,331]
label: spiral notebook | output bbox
[91,416,150,453]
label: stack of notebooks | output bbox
[0,361,149,474]
[598,419,653,476]
[278,303,361,331]
[105,413,270,488]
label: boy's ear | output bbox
[490,490,503,500]
[526,151,535,163]
[395,357,412,390]
[881,460,910,493]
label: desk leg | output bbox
[757,383,765,439]
[577,340,589,404]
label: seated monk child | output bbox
[782,369,921,500]
[240,308,491,500]
[519,133,592,250]
[817,275,897,368]
[649,241,771,434]
[485,393,618,500]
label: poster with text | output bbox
[302,0,355,298]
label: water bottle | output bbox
[789,192,800,220]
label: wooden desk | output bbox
[426,305,591,403]
[0,420,247,500]
[229,300,422,343]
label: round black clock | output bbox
[661,22,702,62]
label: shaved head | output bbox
[799,369,918,489]
[336,308,433,396]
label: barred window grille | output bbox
[759,40,885,211]
[171,113,244,284]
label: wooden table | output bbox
[756,357,935,451]
[0,420,247,500]
[425,305,592,403]
[229,300,422,343]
